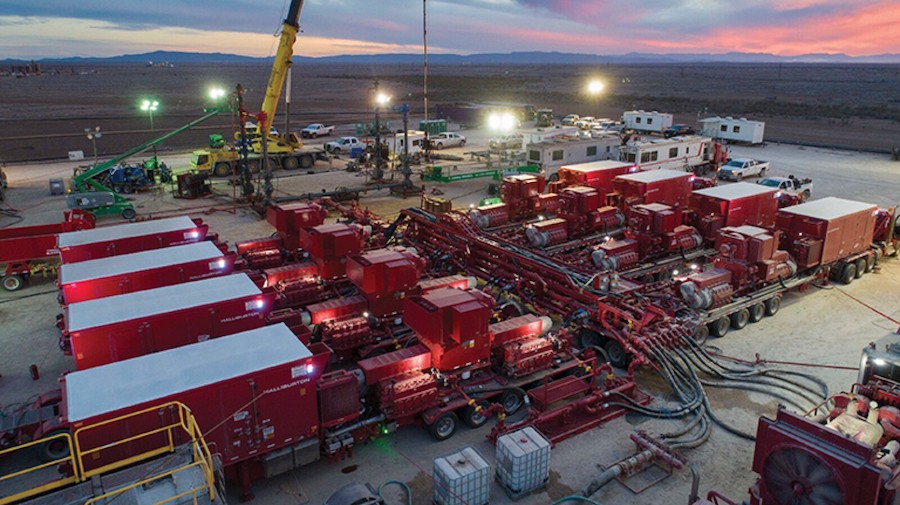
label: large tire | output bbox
[865,253,876,273]
[604,339,631,369]
[435,142,444,150]
[121,208,136,220]
[37,430,71,462]
[854,258,866,278]
[730,308,751,330]
[765,295,782,316]
[332,147,342,155]
[2,274,24,291]
[429,411,459,441]
[499,390,524,415]
[267,157,279,171]
[692,324,710,345]
[298,154,314,169]
[282,156,299,170]
[213,162,231,177]
[711,316,730,337]
[461,401,490,428]
[759,168,767,178]
[801,190,811,202]
[840,263,857,284]
[749,303,766,323]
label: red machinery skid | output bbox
[262,261,319,287]
[58,241,236,304]
[300,222,368,279]
[749,406,899,505]
[690,182,780,241]
[612,169,694,210]
[57,216,208,263]
[553,160,637,195]
[266,202,327,250]
[61,273,276,369]
[489,363,652,445]
[346,247,425,317]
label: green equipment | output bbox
[422,164,541,183]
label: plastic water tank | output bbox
[496,427,551,499]
[433,447,490,505]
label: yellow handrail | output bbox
[0,401,216,505]
[0,433,77,505]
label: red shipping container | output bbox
[691,182,779,234]
[776,197,877,268]
[63,273,275,370]
[58,241,235,304]
[557,160,636,194]
[613,169,693,208]
[346,248,423,296]
[58,216,208,264]
[403,288,493,371]
[61,323,331,472]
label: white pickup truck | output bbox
[717,158,770,181]
[431,132,466,149]
[758,175,813,202]
[300,123,335,138]
[325,136,363,155]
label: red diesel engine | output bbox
[357,345,437,424]
[346,247,425,317]
[403,287,495,372]
[679,226,797,310]
[557,186,625,238]
[490,314,554,378]
[300,223,368,279]
[592,203,702,271]
[750,401,900,505]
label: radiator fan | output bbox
[762,447,843,505]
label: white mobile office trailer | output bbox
[618,135,726,174]
[700,116,765,144]
[525,134,621,179]
[622,110,674,133]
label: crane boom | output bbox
[257,0,304,137]
[74,110,220,193]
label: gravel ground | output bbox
[0,136,898,504]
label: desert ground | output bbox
[2,63,900,164]
[1,62,900,504]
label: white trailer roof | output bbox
[60,241,224,284]
[65,323,310,422]
[693,182,777,200]
[67,274,260,331]
[561,160,634,172]
[616,169,690,183]
[778,197,877,221]
[58,216,197,248]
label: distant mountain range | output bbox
[4,49,900,65]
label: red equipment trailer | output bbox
[60,273,275,369]
[612,169,694,209]
[57,241,235,304]
[57,215,208,264]
[690,182,780,240]
[0,210,95,291]
[59,323,330,499]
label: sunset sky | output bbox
[1,0,898,59]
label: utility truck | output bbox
[717,158,770,181]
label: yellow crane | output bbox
[191,0,321,179]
